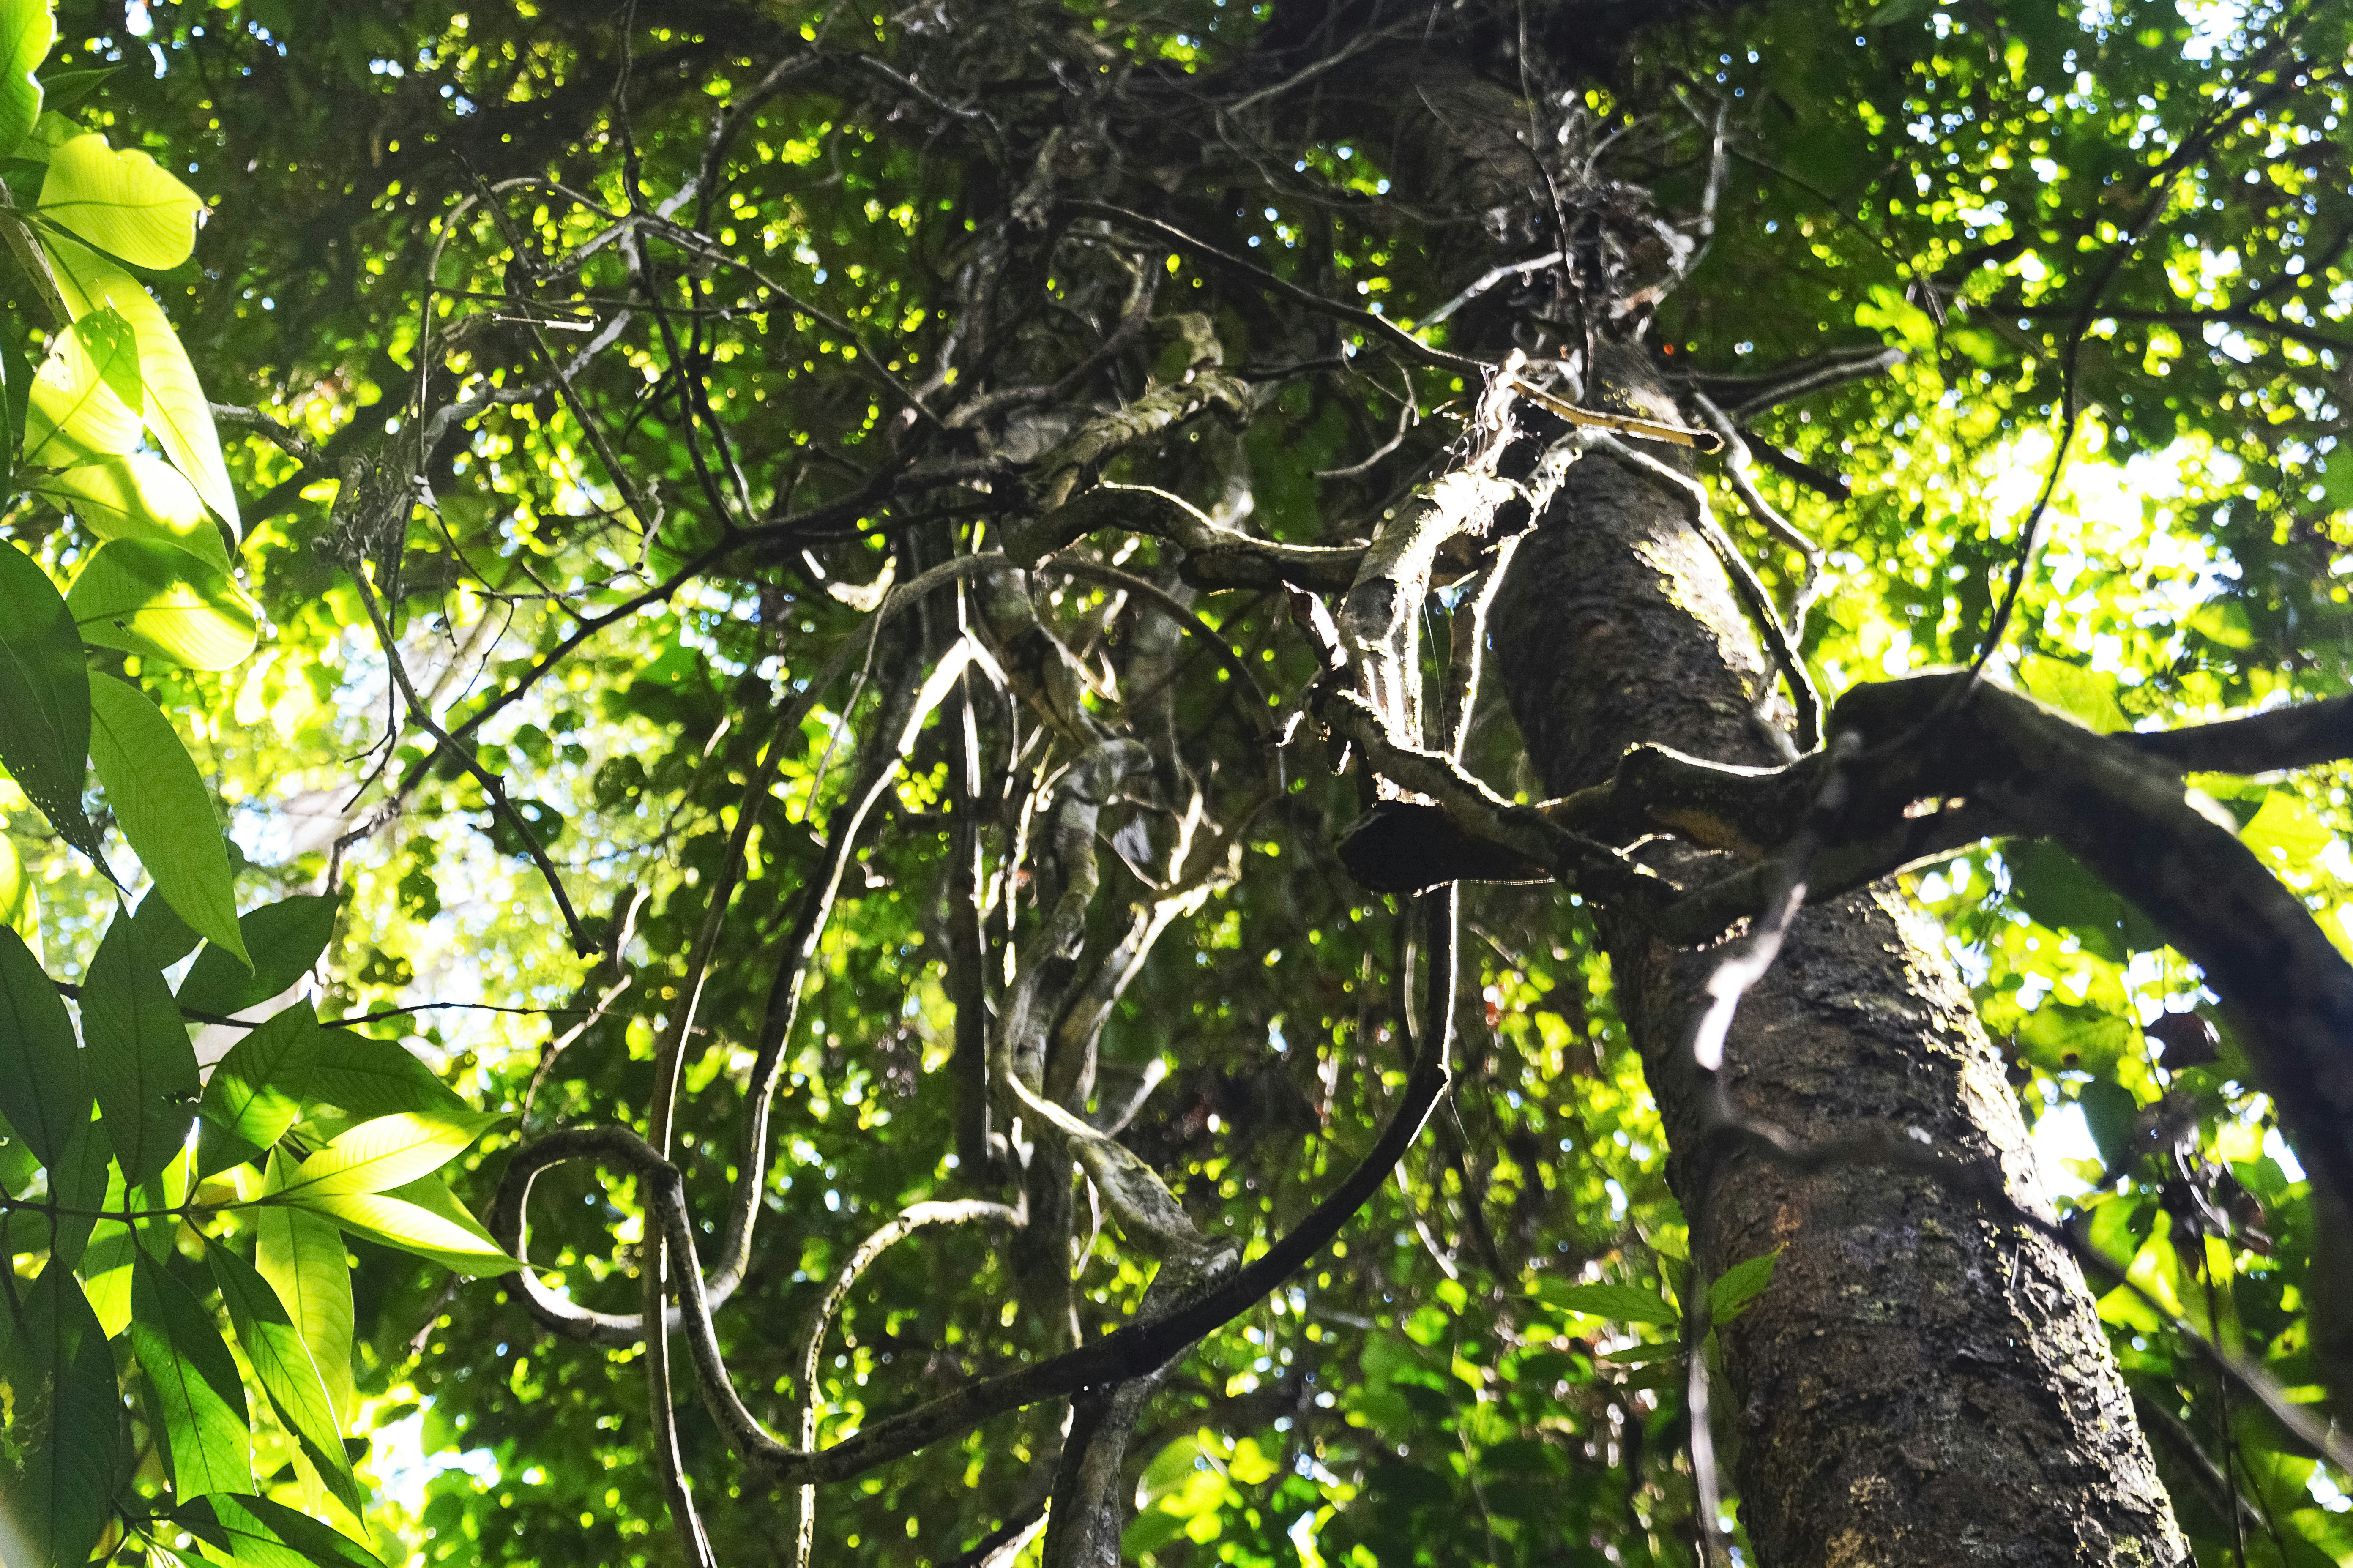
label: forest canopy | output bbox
[1,1,2352,1566]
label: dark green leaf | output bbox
[33,65,119,115]
[44,1117,109,1270]
[195,1000,319,1174]
[208,1240,361,1516]
[1709,1248,1781,1325]
[0,320,28,500]
[0,1264,120,1568]
[2080,1081,2141,1173]
[0,922,90,1169]
[0,541,105,866]
[175,1492,387,1568]
[88,673,246,964]
[82,904,199,1185]
[132,886,202,969]
[128,1248,254,1500]
[178,895,339,1014]
[303,1027,471,1122]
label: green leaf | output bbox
[44,1115,109,1270]
[34,453,230,570]
[0,1265,119,1568]
[178,895,338,1015]
[0,541,105,866]
[176,1493,388,1568]
[22,313,142,464]
[67,537,259,670]
[2017,654,2129,735]
[2241,790,2332,869]
[2080,1080,2141,1172]
[88,672,246,962]
[81,901,199,1184]
[66,302,139,415]
[34,65,119,117]
[208,1240,362,1516]
[1535,1279,1680,1325]
[131,885,202,968]
[73,1209,137,1335]
[1708,1248,1781,1325]
[129,1248,254,1500]
[0,0,53,161]
[195,1001,320,1172]
[304,1027,472,1122]
[285,1185,522,1277]
[44,233,239,535]
[0,922,90,1169]
[37,131,205,271]
[257,1149,356,1424]
[278,1109,501,1200]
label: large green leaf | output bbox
[178,895,337,1016]
[68,303,139,415]
[37,131,204,271]
[44,234,239,535]
[285,1184,522,1278]
[194,1000,319,1172]
[0,541,104,865]
[0,1264,120,1568]
[208,1240,361,1516]
[257,1148,356,1425]
[22,313,141,465]
[304,1027,473,1122]
[0,0,53,161]
[0,922,90,1170]
[67,537,258,670]
[128,1248,254,1501]
[277,1108,501,1201]
[175,1493,388,1568]
[80,901,199,1184]
[33,453,230,570]
[88,672,246,962]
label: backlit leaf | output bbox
[88,672,245,961]
[284,1186,522,1277]
[258,1148,356,1424]
[178,895,338,1015]
[208,1239,361,1516]
[38,131,205,270]
[129,1248,254,1500]
[0,922,90,1170]
[80,901,199,1184]
[195,1001,319,1172]
[0,541,105,865]
[44,233,239,534]
[279,1109,501,1200]
[0,0,52,160]
[67,537,259,669]
[34,453,230,570]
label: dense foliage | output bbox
[2,0,2351,1565]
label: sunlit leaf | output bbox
[208,1239,361,1516]
[0,0,52,161]
[257,1147,356,1424]
[34,453,229,570]
[175,1492,388,1568]
[1534,1279,1679,1325]
[38,131,205,270]
[43,233,239,534]
[278,1108,501,1200]
[22,312,141,464]
[67,537,259,669]
[284,1186,522,1277]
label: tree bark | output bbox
[1491,361,2187,1565]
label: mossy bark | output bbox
[1491,363,2187,1565]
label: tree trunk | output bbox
[1491,360,2188,1565]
